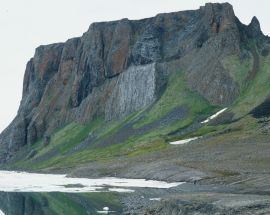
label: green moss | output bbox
[16,65,263,172]
[221,54,252,91]
[185,126,219,139]
[12,70,217,170]
[134,71,213,128]
[25,134,167,170]
[93,111,142,145]
[227,115,259,133]
[232,54,270,118]
[127,137,166,157]
[36,118,103,157]
[12,118,103,169]
[13,113,171,170]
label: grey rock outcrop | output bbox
[105,64,156,120]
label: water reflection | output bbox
[0,192,122,215]
[0,171,183,214]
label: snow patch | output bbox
[150,198,161,201]
[97,210,115,214]
[0,210,4,215]
[169,137,201,145]
[97,207,115,214]
[108,188,134,193]
[201,108,228,124]
[0,171,184,193]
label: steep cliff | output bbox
[0,3,269,165]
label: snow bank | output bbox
[0,171,184,193]
[201,108,228,124]
[169,137,201,145]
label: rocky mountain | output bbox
[0,2,269,169]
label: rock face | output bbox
[0,3,268,161]
[105,64,156,120]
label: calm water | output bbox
[0,171,183,215]
[0,192,122,215]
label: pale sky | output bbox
[0,0,269,132]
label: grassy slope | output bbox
[134,71,213,129]
[9,43,270,171]
[221,54,252,92]
[12,70,214,170]
[180,46,270,140]
[231,53,270,118]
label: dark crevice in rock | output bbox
[251,96,270,118]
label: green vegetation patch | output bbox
[12,66,242,171]
[134,70,214,128]
[222,54,252,91]
[232,54,270,118]
[22,135,166,170]
[36,118,103,158]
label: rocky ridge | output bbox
[0,3,269,162]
